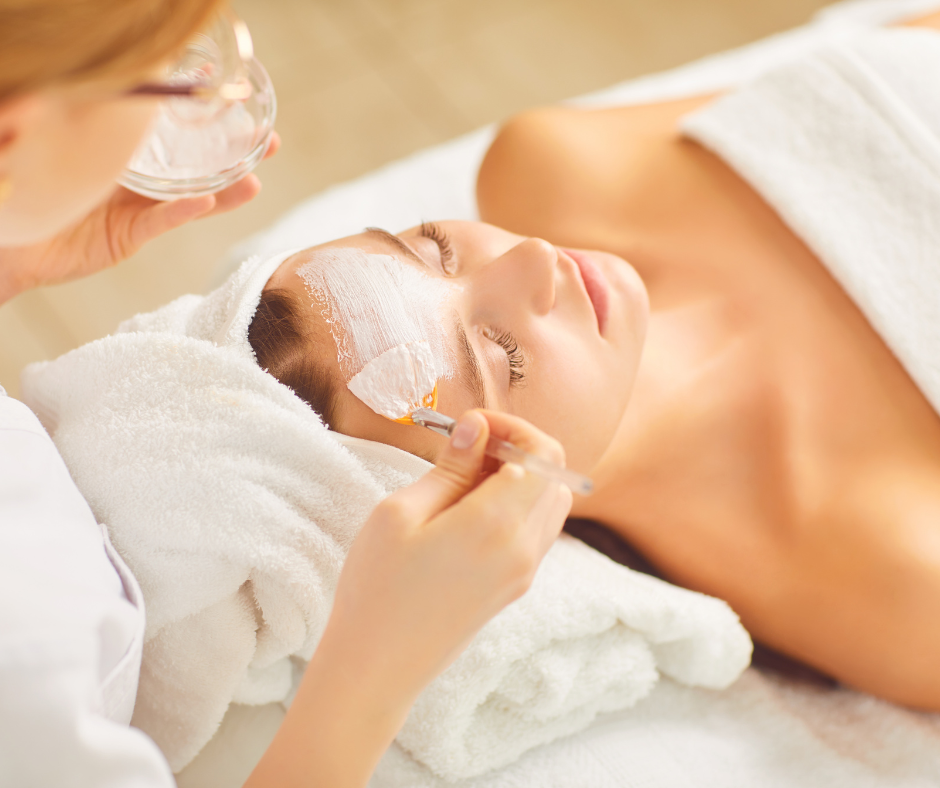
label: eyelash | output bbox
[415,222,522,388]
[482,326,526,388]
[419,221,456,275]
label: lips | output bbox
[562,247,609,334]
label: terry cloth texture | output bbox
[683,27,940,417]
[22,250,750,778]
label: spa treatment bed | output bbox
[22,1,940,786]
[201,3,940,785]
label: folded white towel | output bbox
[682,27,940,417]
[22,251,751,778]
[398,533,751,780]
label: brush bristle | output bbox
[393,384,439,425]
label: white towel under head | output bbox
[150,6,940,786]
[22,249,751,778]
[22,250,432,770]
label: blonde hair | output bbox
[0,0,225,101]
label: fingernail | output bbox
[450,415,480,450]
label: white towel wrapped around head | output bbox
[22,250,431,769]
[22,251,751,779]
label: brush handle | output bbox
[410,407,594,496]
[484,436,594,497]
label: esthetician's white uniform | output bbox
[0,388,173,786]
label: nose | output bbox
[481,237,557,316]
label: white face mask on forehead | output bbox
[298,247,458,421]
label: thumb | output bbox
[391,410,490,525]
[127,194,216,248]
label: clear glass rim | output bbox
[118,56,276,201]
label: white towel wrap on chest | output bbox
[683,28,940,416]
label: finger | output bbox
[475,409,566,466]
[530,482,573,556]
[469,456,571,528]
[203,174,262,216]
[382,410,490,526]
[428,409,569,530]
[263,131,280,159]
[124,195,216,250]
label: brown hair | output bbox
[247,287,341,428]
[0,0,224,101]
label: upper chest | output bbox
[479,102,940,517]
[577,132,940,532]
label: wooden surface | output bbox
[2,0,834,396]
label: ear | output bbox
[0,94,43,170]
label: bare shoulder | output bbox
[476,106,604,239]
[478,11,940,236]
[901,9,940,31]
[476,96,713,243]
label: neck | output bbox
[570,293,749,523]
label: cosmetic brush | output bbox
[411,407,594,496]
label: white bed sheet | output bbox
[187,1,940,786]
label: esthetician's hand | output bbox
[245,410,573,788]
[333,408,574,689]
[0,133,279,299]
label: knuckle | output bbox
[432,461,474,492]
[374,497,411,529]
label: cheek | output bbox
[514,332,625,474]
[433,376,483,424]
[334,388,445,462]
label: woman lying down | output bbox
[21,13,940,781]
[248,17,940,715]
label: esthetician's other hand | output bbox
[245,410,573,788]
[0,132,279,300]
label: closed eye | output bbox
[482,326,526,388]
[419,221,456,275]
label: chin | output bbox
[602,251,650,328]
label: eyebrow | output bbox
[363,226,487,410]
[454,315,488,411]
[364,227,425,267]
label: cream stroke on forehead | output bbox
[298,247,458,420]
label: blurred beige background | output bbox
[1,0,834,397]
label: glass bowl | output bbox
[119,56,276,201]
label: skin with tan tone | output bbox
[0,75,280,303]
[473,11,940,710]
[266,11,940,714]
[266,222,648,475]
[11,5,937,784]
